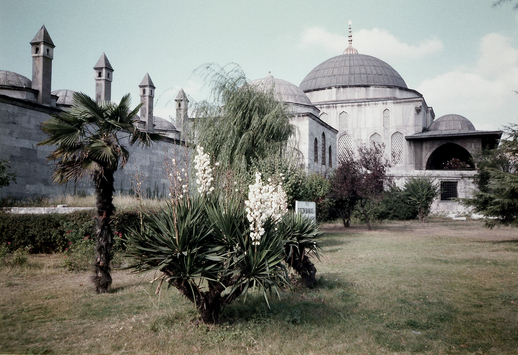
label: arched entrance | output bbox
[426,143,475,170]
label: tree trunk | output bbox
[92,169,115,293]
[295,257,317,288]
[360,203,371,230]
[198,292,222,324]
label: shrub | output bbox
[376,185,419,221]
[403,176,440,223]
[63,236,95,271]
[126,148,322,324]
[0,209,149,254]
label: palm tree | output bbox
[38,92,161,293]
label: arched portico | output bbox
[425,143,474,170]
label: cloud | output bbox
[417,33,518,131]
[300,26,442,59]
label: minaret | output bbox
[344,20,358,55]
[175,88,189,134]
[31,25,55,105]
[139,73,155,132]
[93,53,113,103]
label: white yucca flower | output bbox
[245,172,288,245]
[193,146,214,195]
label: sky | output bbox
[1,0,518,131]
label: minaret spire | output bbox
[139,73,155,132]
[31,25,55,105]
[344,20,358,55]
[94,53,114,103]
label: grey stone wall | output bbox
[0,95,188,200]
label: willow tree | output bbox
[193,64,294,174]
[38,92,161,293]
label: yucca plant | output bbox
[278,213,322,288]
[125,195,289,324]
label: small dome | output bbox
[251,73,313,106]
[299,53,407,92]
[52,89,77,106]
[0,70,31,88]
[154,116,176,131]
[428,114,476,132]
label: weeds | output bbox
[0,243,31,267]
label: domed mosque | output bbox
[0,24,503,214]
[253,21,501,213]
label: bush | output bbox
[63,236,95,271]
[376,185,419,221]
[0,209,147,253]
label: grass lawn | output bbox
[1,218,518,354]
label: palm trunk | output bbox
[92,169,115,293]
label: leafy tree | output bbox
[329,153,360,227]
[0,160,16,188]
[466,125,518,227]
[38,92,161,293]
[330,143,390,229]
[403,175,440,223]
[193,63,293,174]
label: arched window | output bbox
[329,146,333,168]
[314,138,318,163]
[338,133,353,161]
[383,109,390,128]
[321,133,326,165]
[391,132,404,165]
[369,133,382,147]
[339,111,348,131]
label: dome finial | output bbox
[344,20,358,55]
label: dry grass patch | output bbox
[1,219,518,354]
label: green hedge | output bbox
[0,210,143,253]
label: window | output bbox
[98,71,102,78]
[329,146,332,168]
[383,109,390,128]
[314,138,318,163]
[321,133,326,165]
[35,47,40,54]
[369,133,382,147]
[107,72,110,79]
[142,89,146,95]
[339,111,348,131]
[391,132,404,165]
[441,181,458,200]
[338,134,353,160]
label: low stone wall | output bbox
[3,206,94,214]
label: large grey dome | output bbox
[299,53,407,92]
[252,74,313,106]
[428,114,476,132]
[0,70,31,88]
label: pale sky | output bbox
[1,0,518,131]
